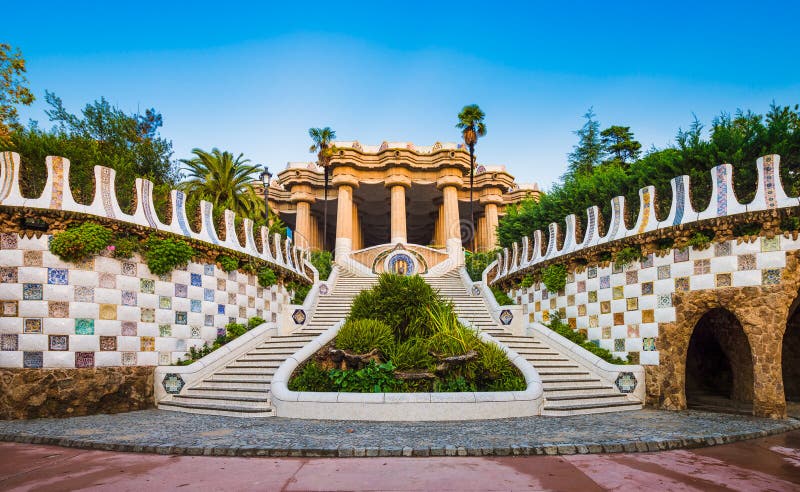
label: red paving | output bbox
[0,431,799,491]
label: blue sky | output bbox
[5,1,800,189]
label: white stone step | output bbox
[158,401,273,417]
[194,381,269,391]
[170,394,271,408]
[543,386,619,397]
[542,401,642,416]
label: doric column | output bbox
[477,215,487,252]
[352,202,362,250]
[386,175,411,245]
[484,202,500,251]
[295,201,312,249]
[437,174,462,263]
[333,173,359,260]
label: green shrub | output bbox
[247,316,266,330]
[329,360,404,393]
[547,315,627,365]
[310,250,333,280]
[348,274,443,340]
[485,375,527,391]
[426,303,481,357]
[336,319,394,355]
[541,264,567,293]
[519,275,535,289]
[217,254,239,272]
[433,376,476,392]
[465,251,496,281]
[289,361,335,392]
[111,235,138,259]
[226,322,248,339]
[287,281,311,304]
[385,337,433,370]
[687,230,714,250]
[50,222,113,263]
[733,223,761,237]
[144,237,194,275]
[780,216,800,232]
[490,286,514,306]
[598,251,613,262]
[614,246,642,267]
[258,268,277,287]
[655,237,675,250]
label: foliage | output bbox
[568,108,604,176]
[781,216,800,231]
[519,275,535,289]
[686,230,714,250]
[598,251,613,262]
[308,127,337,167]
[217,254,239,272]
[490,286,514,306]
[426,302,482,357]
[310,250,332,280]
[434,376,475,392]
[247,316,266,329]
[336,319,394,355]
[655,237,675,250]
[257,268,277,287]
[226,322,248,339]
[498,103,800,248]
[541,264,567,293]
[287,280,311,304]
[174,316,263,365]
[732,222,762,237]
[465,251,496,281]
[384,337,433,371]
[180,147,264,225]
[601,125,642,166]
[614,246,642,267]
[50,222,113,263]
[349,274,443,340]
[143,237,194,275]
[547,315,627,364]
[0,43,34,144]
[288,361,335,392]
[329,361,404,393]
[2,92,177,214]
[110,235,138,259]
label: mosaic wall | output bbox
[512,236,796,365]
[0,233,289,368]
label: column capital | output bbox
[436,175,463,190]
[290,191,317,204]
[331,173,360,189]
[385,174,412,189]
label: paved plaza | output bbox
[1,430,799,491]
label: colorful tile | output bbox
[74,258,94,270]
[642,309,655,323]
[23,283,43,300]
[613,312,624,325]
[98,273,116,289]
[190,326,201,338]
[122,262,137,276]
[0,334,18,351]
[175,284,188,298]
[121,321,137,336]
[589,315,599,328]
[600,301,611,314]
[159,296,172,309]
[716,273,732,287]
[121,352,137,366]
[248,296,255,308]
[121,290,137,306]
[0,267,18,283]
[601,325,611,338]
[588,291,597,303]
[217,327,227,338]
[1,300,18,317]
[549,298,557,310]
[99,303,117,320]
[641,254,654,269]
[626,297,639,311]
[738,254,756,271]
[612,262,623,274]
[675,277,690,292]
[141,308,155,323]
[140,337,155,351]
[761,236,780,252]
[159,352,171,365]
[239,306,247,318]
[48,301,69,318]
[612,286,624,300]
[159,324,172,337]
[217,278,226,291]
[0,233,18,249]
[49,334,69,351]
[641,282,654,295]
[614,338,625,352]
[674,247,689,262]
[657,265,671,280]
[191,273,202,287]
[227,271,237,281]
[694,259,710,275]
[23,351,43,368]
[627,324,640,337]
[158,272,171,282]
[762,268,781,286]
[578,304,586,316]
[99,336,117,351]
[175,311,188,325]
[228,292,237,305]
[643,337,657,351]
[204,264,215,276]
[599,276,610,289]
[567,294,575,306]
[217,304,225,315]
[74,286,94,303]
[587,266,597,279]
[24,318,42,334]
[47,268,68,285]
[23,250,42,267]
[657,294,672,308]
[714,241,731,256]
[238,283,246,295]
[140,278,155,294]
[204,288,215,302]
[190,299,202,313]
[626,271,638,285]
[75,318,95,335]
[541,290,549,300]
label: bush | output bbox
[287,281,311,304]
[547,315,627,365]
[732,222,761,237]
[310,250,332,280]
[111,235,138,259]
[258,268,277,287]
[426,302,481,357]
[519,275,535,289]
[289,361,335,392]
[465,251,496,281]
[144,237,194,275]
[217,254,239,272]
[226,322,248,339]
[247,316,266,329]
[329,360,404,393]
[614,246,641,267]
[687,230,714,250]
[349,274,443,340]
[541,264,567,293]
[433,376,475,392]
[490,286,514,306]
[384,337,433,370]
[50,222,113,263]
[336,319,394,355]
[655,237,674,250]
[781,216,800,232]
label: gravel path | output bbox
[1,409,797,457]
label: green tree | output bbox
[567,108,603,176]
[600,125,641,166]
[179,148,264,227]
[456,104,487,250]
[308,127,336,251]
[0,43,34,144]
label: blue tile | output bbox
[47,268,68,285]
[191,273,202,287]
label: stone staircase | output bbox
[158,269,376,417]
[426,270,642,416]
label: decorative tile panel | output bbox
[141,308,155,323]
[159,324,172,337]
[204,264,215,276]
[121,262,137,276]
[694,259,710,275]
[614,338,625,351]
[626,271,638,285]
[1,300,18,317]
[641,282,653,295]
[657,294,672,308]
[643,337,657,351]
[190,273,202,287]
[762,268,781,285]
[716,273,732,287]
[0,334,19,351]
[674,248,689,262]
[23,250,43,267]
[99,336,117,351]
[615,372,637,393]
[499,309,513,325]
[47,268,68,285]
[140,337,155,351]
[599,276,610,289]
[140,279,155,294]
[0,233,18,249]
[614,312,624,325]
[23,351,43,368]
[0,267,18,283]
[204,288,215,302]
[175,311,188,324]
[190,326,201,338]
[738,254,756,270]
[292,309,306,325]
[626,297,638,311]
[642,309,655,323]
[121,291,137,306]
[714,241,731,256]
[217,304,225,315]
[675,277,689,292]
[49,335,69,351]
[74,286,94,303]
[657,265,671,280]
[121,352,137,366]
[175,284,188,298]
[98,273,116,289]
[587,266,597,279]
[162,373,185,394]
[48,301,69,318]
[159,296,172,309]
[99,304,116,320]
[24,318,42,334]
[23,283,43,301]
[74,318,94,335]
[121,321,137,336]
[190,299,201,313]
[762,236,780,252]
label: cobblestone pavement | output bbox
[0,409,798,457]
[1,431,800,491]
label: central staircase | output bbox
[159,266,640,417]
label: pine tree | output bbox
[567,108,603,177]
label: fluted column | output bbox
[333,173,359,260]
[437,174,462,264]
[386,175,411,245]
[352,202,362,250]
[295,200,312,249]
[485,202,499,251]
[477,215,487,252]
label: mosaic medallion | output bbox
[386,253,415,276]
[471,285,481,296]
[615,372,637,393]
[292,309,306,325]
[499,309,513,325]
[319,283,329,296]
[162,373,185,394]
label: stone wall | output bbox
[0,366,154,419]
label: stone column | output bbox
[352,202,362,250]
[477,215,487,252]
[386,175,411,245]
[485,202,499,251]
[295,200,312,249]
[437,175,462,264]
[333,173,359,260]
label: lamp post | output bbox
[258,166,272,228]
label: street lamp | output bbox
[258,166,272,227]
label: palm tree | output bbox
[309,127,336,251]
[456,104,487,251]
[179,147,264,225]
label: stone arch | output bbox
[685,308,754,412]
[782,289,800,414]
